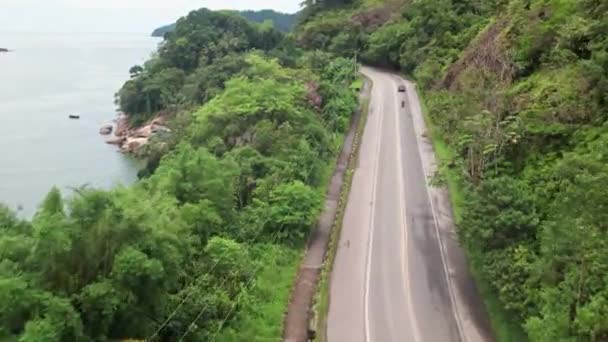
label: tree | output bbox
[149,144,236,214]
[38,187,64,217]
[0,10,363,339]
[268,181,322,242]
[117,8,283,125]
[129,65,144,78]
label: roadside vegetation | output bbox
[0,9,359,341]
[4,1,607,341]
[298,0,608,340]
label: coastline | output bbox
[102,113,171,154]
[0,33,156,216]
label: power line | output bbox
[177,231,282,341]
[147,216,272,341]
[209,288,247,340]
[176,267,243,341]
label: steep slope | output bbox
[0,8,360,341]
[299,0,608,340]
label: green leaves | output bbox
[205,237,251,282]
[298,0,608,339]
[0,276,34,334]
[112,247,165,286]
[38,187,64,217]
[0,277,84,342]
[18,294,83,342]
[117,8,285,123]
[77,280,121,337]
[0,22,360,339]
[268,181,322,243]
[149,143,236,213]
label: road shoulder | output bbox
[283,75,370,342]
[403,78,495,342]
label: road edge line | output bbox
[363,73,383,342]
[403,78,468,342]
[315,74,372,342]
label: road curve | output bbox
[326,67,493,342]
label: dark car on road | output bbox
[398,85,406,92]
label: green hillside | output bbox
[0,8,358,341]
[3,1,608,341]
[298,0,608,340]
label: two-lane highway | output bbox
[326,67,493,342]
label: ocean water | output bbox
[0,32,160,216]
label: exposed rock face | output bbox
[99,125,113,135]
[442,19,512,90]
[108,113,171,153]
[151,125,171,134]
[106,136,126,145]
[114,114,130,136]
[134,125,152,138]
[123,137,149,153]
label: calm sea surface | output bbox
[0,32,160,216]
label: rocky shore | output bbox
[103,114,170,153]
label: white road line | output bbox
[363,71,384,342]
[391,75,422,342]
[400,77,467,342]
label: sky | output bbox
[0,0,302,33]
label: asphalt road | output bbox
[326,67,493,342]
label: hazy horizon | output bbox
[0,0,301,34]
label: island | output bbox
[151,9,297,37]
[0,48,9,53]
[151,24,176,37]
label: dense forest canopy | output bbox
[151,9,298,37]
[4,0,607,341]
[0,8,359,341]
[120,9,281,125]
[296,0,608,340]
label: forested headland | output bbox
[0,8,358,341]
[296,0,608,340]
[151,9,298,37]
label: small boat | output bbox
[69,115,80,119]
